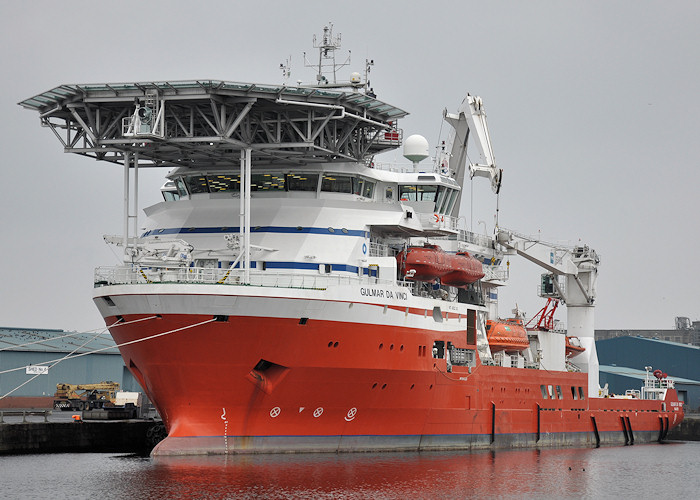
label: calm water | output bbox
[1,442,698,499]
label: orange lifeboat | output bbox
[565,336,586,357]
[396,245,484,286]
[486,318,530,352]
[441,251,485,287]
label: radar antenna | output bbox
[279,55,292,86]
[304,22,351,85]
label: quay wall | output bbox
[667,414,700,441]
[0,420,158,455]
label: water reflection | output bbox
[2,443,697,499]
[141,448,596,498]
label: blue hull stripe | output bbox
[143,226,369,238]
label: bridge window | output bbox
[322,175,353,193]
[417,185,438,201]
[399,184,456,213]
[207,174,241,192]
[175,178,188,197]
[251,174,285,191]
[185,176,209,194]
[447,189,459,213]
[352,178,375,198]
[399,185,416,201]
[287,173,318,191]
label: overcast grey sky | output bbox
[1,1,698,332]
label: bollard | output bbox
[44,410,50,423]
[22,410,27,423]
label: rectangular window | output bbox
[175,177,188,197]
[540,385,548,399]
[205,174,239,192]
[322,175,352,193]
[578,387,585,400]
[445,189,458,214]
[399,185,417,201]
[352,177,364,195]
[571,386,578,400]
[385,187,393,200]
[548,385,554,399]
[185,176,209,194]
[434,186,448,212]
[251,174,285,191]
[556,385,563,399]
[416,184,438,201]
[287,173,318,191]
[363,181,375,199]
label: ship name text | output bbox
[360,287,408,301]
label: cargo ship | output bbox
[20,25,683,455]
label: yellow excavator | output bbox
[53,381,120,411]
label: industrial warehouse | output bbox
[0,326,139,406]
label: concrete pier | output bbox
[0,419,162,455]
[667,414,700,441]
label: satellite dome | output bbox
[403,134,429,164]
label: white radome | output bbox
[403,134,430,163]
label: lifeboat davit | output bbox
[486,318,530,352]
[396,245,484,286]
[565,336,586,357]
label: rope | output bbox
[0,315,215,400]
[0,316,156,353]
[0,322,114,400]
[0,315,161,376]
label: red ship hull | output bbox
[104,310,684,455]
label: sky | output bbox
[1,1,698,333]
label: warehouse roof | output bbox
[0,326,120,355]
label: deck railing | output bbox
[95,266,413,291]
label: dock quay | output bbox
[667,413,700,441]
[0,409,165,455]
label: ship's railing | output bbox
[418,213,458,233]
[483,266,508,282]
[457,229,493,248]
[369,242,392,257]
[95,266,413,291]
[370,161,420,173]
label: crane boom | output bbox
[442,94,502,218]
[497,229,602,397]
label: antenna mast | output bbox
[304,22,350,85]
